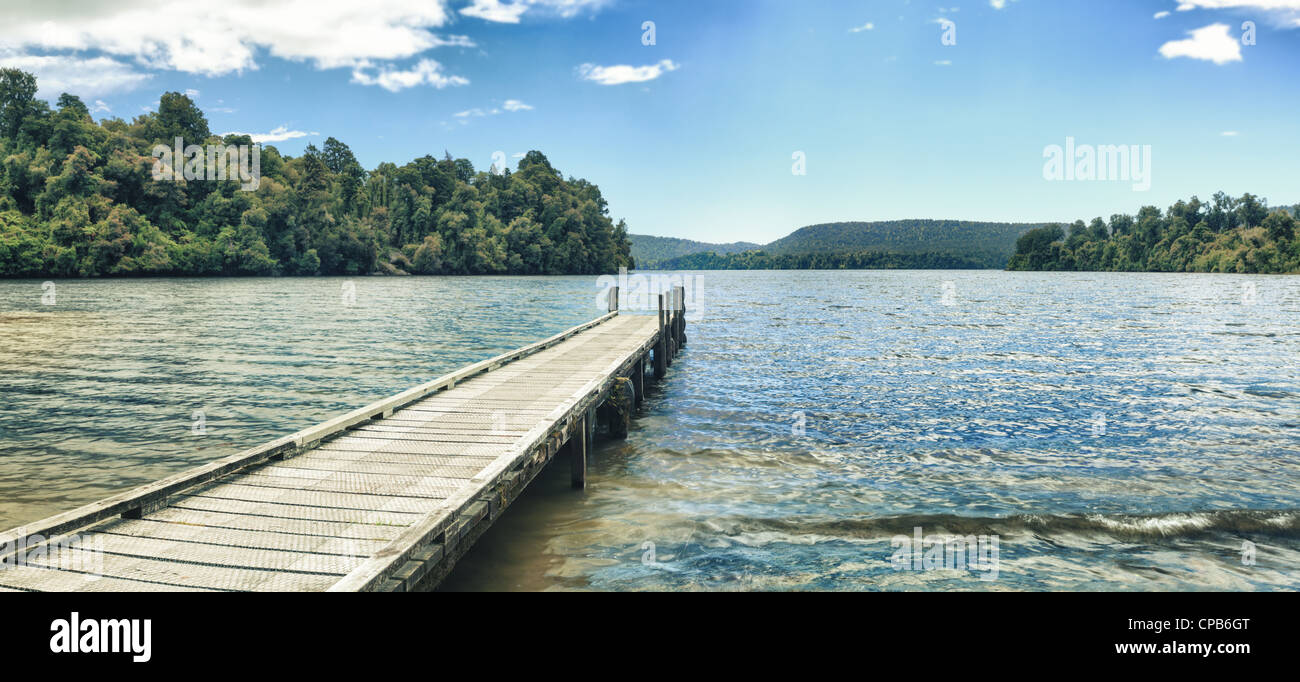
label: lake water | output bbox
[2,271,1298,591]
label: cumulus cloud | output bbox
[0,1,461,77]
[350,58,469,91]
[0,52,152,99]
[849,22,875,33]
[1158,23,1243,64]
[461,0,609,23]
[579,59,679,85]
[455,99,533,119]
[1171,1,1300,27]
[221,125,319,144]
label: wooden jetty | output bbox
[0,286,688,592]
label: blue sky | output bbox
[2,0,1298,243]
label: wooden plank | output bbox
[96,519,389,556]
[163,496,419,528]
[189,484,444,514]
[141,505,412,540]
[0,564,220,592]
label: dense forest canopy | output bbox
[0,69,633,278]
[634,219,1042,271]
[629,234,760,268]
[764,220,1040,261]
[1008,193,1300,273]
[652,250,991,271]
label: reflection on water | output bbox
[2,271,1298,591]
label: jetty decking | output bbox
[0,287,687,592]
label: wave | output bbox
[716,509,1300,541]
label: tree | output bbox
[142,91,210,145]
[1262,210,1295,243]
[1236,193,1267,229]
[0,68,38,140]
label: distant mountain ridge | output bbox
[629,234,760,267]
[632,219,1044,270]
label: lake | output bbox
[2,271,1297,590]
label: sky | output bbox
[1,0,1298,244]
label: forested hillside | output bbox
[638,219,1041,271]
[0,69,633,278]
[654,250,990,270]
[629,234,759,268]
[766,220,1039,263]
[1007,193,1300,273]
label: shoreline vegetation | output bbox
[1007,194,1300,274]
[0,69,634,279]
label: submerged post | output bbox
[633,357,645,407]
[608,285,619,313]
[570,413,588,489]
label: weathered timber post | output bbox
[664,290,675,368]
[633,357,645,407]
[606,377,633,439]
[675,284,687,348]
[608,285,619,313]
[569,413,588,489]
[654,293,668,379]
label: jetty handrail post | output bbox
[608,285,619,313]
[672,285,685,349]
[654,292,668,379]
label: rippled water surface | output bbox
[2,272,1298,590]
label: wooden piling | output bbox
[570,413,588,489]
[655,293,668,379]
[633,357,645,407]
[674,285,686,348]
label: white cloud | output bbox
[222,125,319,144]
[455,99,533,118]
[461,0,609,23]
[579,59,679,85]
[350,58,469,91]
[0,1,462,77]
[1221,130,1240,136]
[849,22,875,33]
[461,0,529,23]
[1155,11,1172,18]
[0,52,152,99]
[934,60,953,66]
[91,100,111,113]
[1158,23,1243,64]
[1171,1,1300,27]
[990,0,1008,8]
[184,88,200,98]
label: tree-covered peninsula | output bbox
[1008,193,1300,273]
[0,69,633,278]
